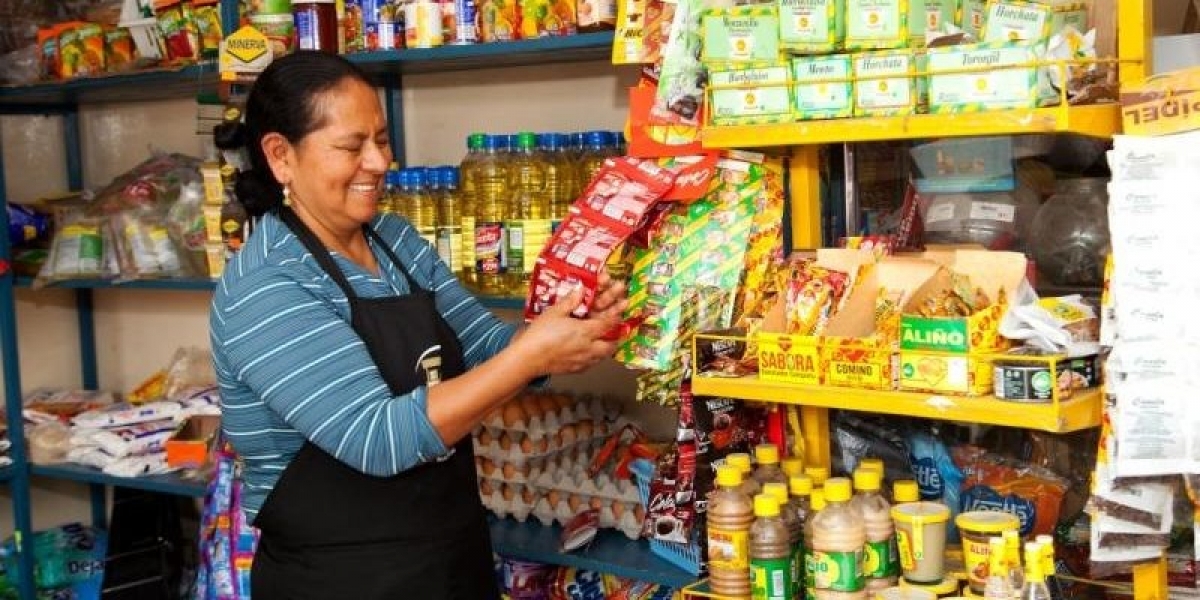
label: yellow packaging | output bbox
[844,0,909,50]
[202,205,224,243]
[758,333,822,384]
[981,0,1052,43]
[709,61,795,125]
[701,5,781,63]
[908,0,957,46]
[778,0,845,54]
[205,242,226,278]
[1119,66,1200,137]
[955,511,1020,593]
[612,0,650,63]
[958,0,987,38]
[897,351,992,394]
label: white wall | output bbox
[0,60,674,534]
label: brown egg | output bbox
[477,429,494,447]
[520,394,543,418]
[552,394,573,410]
[498,432,513,451]
[521,487,537,504]
[519,436,534,455]
[559,424,578,446]
[547,490,562,507]
[502,463,518,480]
[633,505,646,523]
[501,484,516,501]
[479,480,494,496]
[501,403,527,428]
[479,457,495,476]
[611,500,626,519]
[576,419,595,440]
[537,394,559,418]
[550,432,563,450]
[568,494,584,513]
[589,497,605,511]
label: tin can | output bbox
[405,0,444,47]
[992,347,1071,403]
[452,0,478,43]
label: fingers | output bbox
[591,280,627,314]
[544,286,584,317]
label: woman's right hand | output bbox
[515,286,625,378]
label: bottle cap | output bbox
[852,468,882,492]
[763,482,789,504]
[789,475,813,497]
[893,480,920,503]
[439,166,459,187]
[726,453,753,474]
[755,443,780,465]
[585,131,607,147]
[467,133,485,150]
[715,464,743,488]
[824,477,852,502]
[810,488,826,512]
[482,135,501,151]
[754,494,780,518]
[781,457,804,478]
[516,131,538,150]
[804,466,830,486]
[860,458,884,474]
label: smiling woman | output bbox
[210,51,629,600]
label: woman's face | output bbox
[271,77,391,232]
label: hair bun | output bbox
[213,120,247,151]
[235,168,284,218]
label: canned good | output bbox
[405,0,444,47]
[992,347,1070,403]
[955,511,1019,594]
[453,0,478,43]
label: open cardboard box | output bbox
[897,249,1028,395]
[165,414,220,469]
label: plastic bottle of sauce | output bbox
[1020,542,1052,600]
[708,464,755,598]
[751,493,794,600]
[804,488,826,600]
[811,477,866,599]
[458,133,485,291]
[893,480,919,504]
[754,444,789,488]
[788,475,813,600]
[805,466,830,489]
[727,453,762,497]
[1003,530,1024,593]
[782,457,804,481]
[763,483,803,600]
[983,537,1012,600]
[850,469,898,593]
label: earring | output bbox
[282,185,293,207]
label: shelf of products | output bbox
[691,377,1102,433]
[30,464,207,498]
[701,104,1121,148]
[487,517,695,588]
[0,63,217,108]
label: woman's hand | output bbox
[516,282,628,377]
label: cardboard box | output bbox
[926,41,1047,112]
[981,0,1052,44]
[844,0,910,50]
[792,54,855,119]
[709,62,795,125]
[1120,66,1200,136]
[778,0,845,53]
[166,414,219,469]
[853,49,924,116]
[701,5,782,63]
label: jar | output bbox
[954,511,1019,594]
[293,0,338,52]
[1029,177,1110,287]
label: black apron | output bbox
[251,209,499,600]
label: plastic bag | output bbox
[164,346,218,400]
[110,208,191,280]
[34,208,119,286]
[0,43,39,84]
[27,421,71,464]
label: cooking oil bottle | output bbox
[540,133,577,231]
[577,130,617,192]
[434,167,463,274]
[505,131,550,298]
[393,168,415,224]
[410,168,438,247]
[473,134,510,296]
[459,133,485,291]
[380,164,401,216]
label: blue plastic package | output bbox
[6,203,50,246]
[2,523,107,599]
[907,430,965,539]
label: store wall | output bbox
[0,60,670,533]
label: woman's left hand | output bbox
[589,271,628,321]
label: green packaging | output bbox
[908,0,957,45]
[702,5,782,63]
[709,62,795,125]
[844,0,909,50]
[981,0,1053,43]
[778,0,845,53]
[959,0,988,38]
[926,41,1050,112]
[852,49,924,116]
[792,54,854,119]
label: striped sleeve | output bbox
[212,266,448,477]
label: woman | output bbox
[210,51,626,599]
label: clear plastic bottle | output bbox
[1035,534,1056,593]
[577,130,617,192]
[850,469,898,593]
[754,444,789,489]
[1020,542,1052,600]
[805,466,830,489]
[540,132,577,231]
[568,131,586,163]
[459,133,486,291]
[708,465,755,598]
[751,493,794,600]
[380,165,402,216]
[505,131,550,298]
[804,489,826,600]
[472,134,510,296]
[789,475,814,600]
[1004,529,1024,594]
[782,457,805,481]
[727,453,762,498]
[811,478,866,599]
[984,537,1013,600]
[393,168,415,224]
[435,167,463,275]
[763,483,802,600]
[411,167,438,247]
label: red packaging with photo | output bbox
[545,215,624,277]
[572,157,676,232]
[525,259,597,320]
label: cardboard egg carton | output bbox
[479,393,619,440]
[473,424,610,465]
[531,456,641,505]
[478,480,539,523]
[531,491,645,540]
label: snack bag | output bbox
[954,446,1069,536]
[105,27,136,71]
[500,559,554,600]
[547,566,609,599]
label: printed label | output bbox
[910,455,944,499]
[791,545,803,600]
[960,486,1036,535]
[459,216,475,272]
[896,529,915,571]
[863,539,895,578]
[925,202,956,223]
[804,548,816,592]
[813,549,864,592]
[436,228,461,272]
[474,221,506,274]
[708,528,750,570]
[969,201,1016,222]
[751,556,792,600]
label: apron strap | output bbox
[363,226,424,294]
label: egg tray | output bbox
[475,440,603,485]
[477,452,641,505]
[479,482,644,540]
[473,422,614,465]
[479,395,620,440]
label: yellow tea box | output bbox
[845,0,909,50]
[792,55,854,119]
[959,0,988,38]
[927,41,1046,112]
[982,0,1052,43]
[778,0,845,54]
[702,6,781,63]
[853,49,923,116]
[709,63,795,125]
[908,0,957,46]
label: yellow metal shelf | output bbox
[690,377,1102,433]
[701,103,1121,148]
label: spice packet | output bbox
[652,0,706,125]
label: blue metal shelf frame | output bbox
[30,464,207,498]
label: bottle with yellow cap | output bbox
[753,444,789,488]
[782,457,805,480]
[764,483,802,600]
[727,452,762,497]
[788,475,814,600]
[805,466,831,488]
[1034,535,1055,584]
[708,464,755,597]
[982,537,1012,600]
[751,493,794,600]
[812,477,867,599]
[1003,530,1023,593]
[1019,542,1051,600]
[860,458,885,475]
[804,488,827,600]
[850,468,898,593]
[893,480,920,504]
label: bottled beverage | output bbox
[1020,542,1052,600]
[805,466,830,488]
[708,465,755,598]
[789,475,814,600]
[411,168,438,246]
[727,453,761,497]
[984,537,1013,600]
[751,493,794,600]
[577,130,617,192]
[394,168,415,223]
[1004,530,1024,594]
[811,478,867,599]
[473,135,510,296]
[753,444,789,488]
[505,131,550,297]
[850,469,898,593]
[435,167,464,274]
[763,483,802,600]
[782,457,804,480]
[892,480,919,504]
[540,133,577,230]
[459,133,486,290]
[804,489,826,600]
[380,165,402,216]
[568,131,586,163]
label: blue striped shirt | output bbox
[211,211,519,519]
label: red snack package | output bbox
[525,259,597,320]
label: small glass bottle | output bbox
[293,0,339,52]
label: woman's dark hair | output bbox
[233,51,373,217]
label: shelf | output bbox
[691,376,1102,433]
[31,463,207,497]
[701,104,1121,148]
[0,63,217,108]
[350,32,615,75]
[488,517,695,588]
